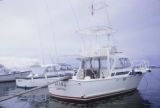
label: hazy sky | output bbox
[0,0,160,64]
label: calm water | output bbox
[0,69,160,108]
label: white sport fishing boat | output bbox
[48,1,151,101]
[16,63,74,88]
[49,45,150,101]
[0,64,31,82]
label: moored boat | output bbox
[0,64,31,82]
[48,1,151,101]
[16,63,74,88]
[48,45,150,101]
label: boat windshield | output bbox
[114,58,131,69]
[81,58,100,79]
[77,57,110,79]
[76,57,130,79]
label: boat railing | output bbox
[131,60,150,73]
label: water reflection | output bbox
[0,82,15,97]
[48,91,150,108]
[17,87,49,108]
[2,86,151,108]
[0,87,48,108]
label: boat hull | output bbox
[0,71,30,82]
[48,74,143,101]
[16,76,60,88]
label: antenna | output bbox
[90,0,111,27]
[90,1,108,12]
[89,0,116,46]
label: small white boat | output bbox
[16,63,74,88]
[0,64,31,82]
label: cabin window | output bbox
[101,58,108,69]
[67,66,72,70]
[115,58,131,69]
[60,65,68,70]
[45,66,55,72]
[101,58,114,69]
[83,60,91,70]
[120,58,131,68]
[115,71,129,76]
[92,59,99,69]
[111,73,115,76]
[82,59,99,70]
[80,58,100,79]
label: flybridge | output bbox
[80,45,118,57]
[78,26,114,36]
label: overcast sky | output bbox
[0,0,160,65]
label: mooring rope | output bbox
[0,76,71,102]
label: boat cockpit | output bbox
[76,56,131,80]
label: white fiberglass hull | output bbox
[16,76,60,88]
[48,74,144,101]
[0,71,30,82]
